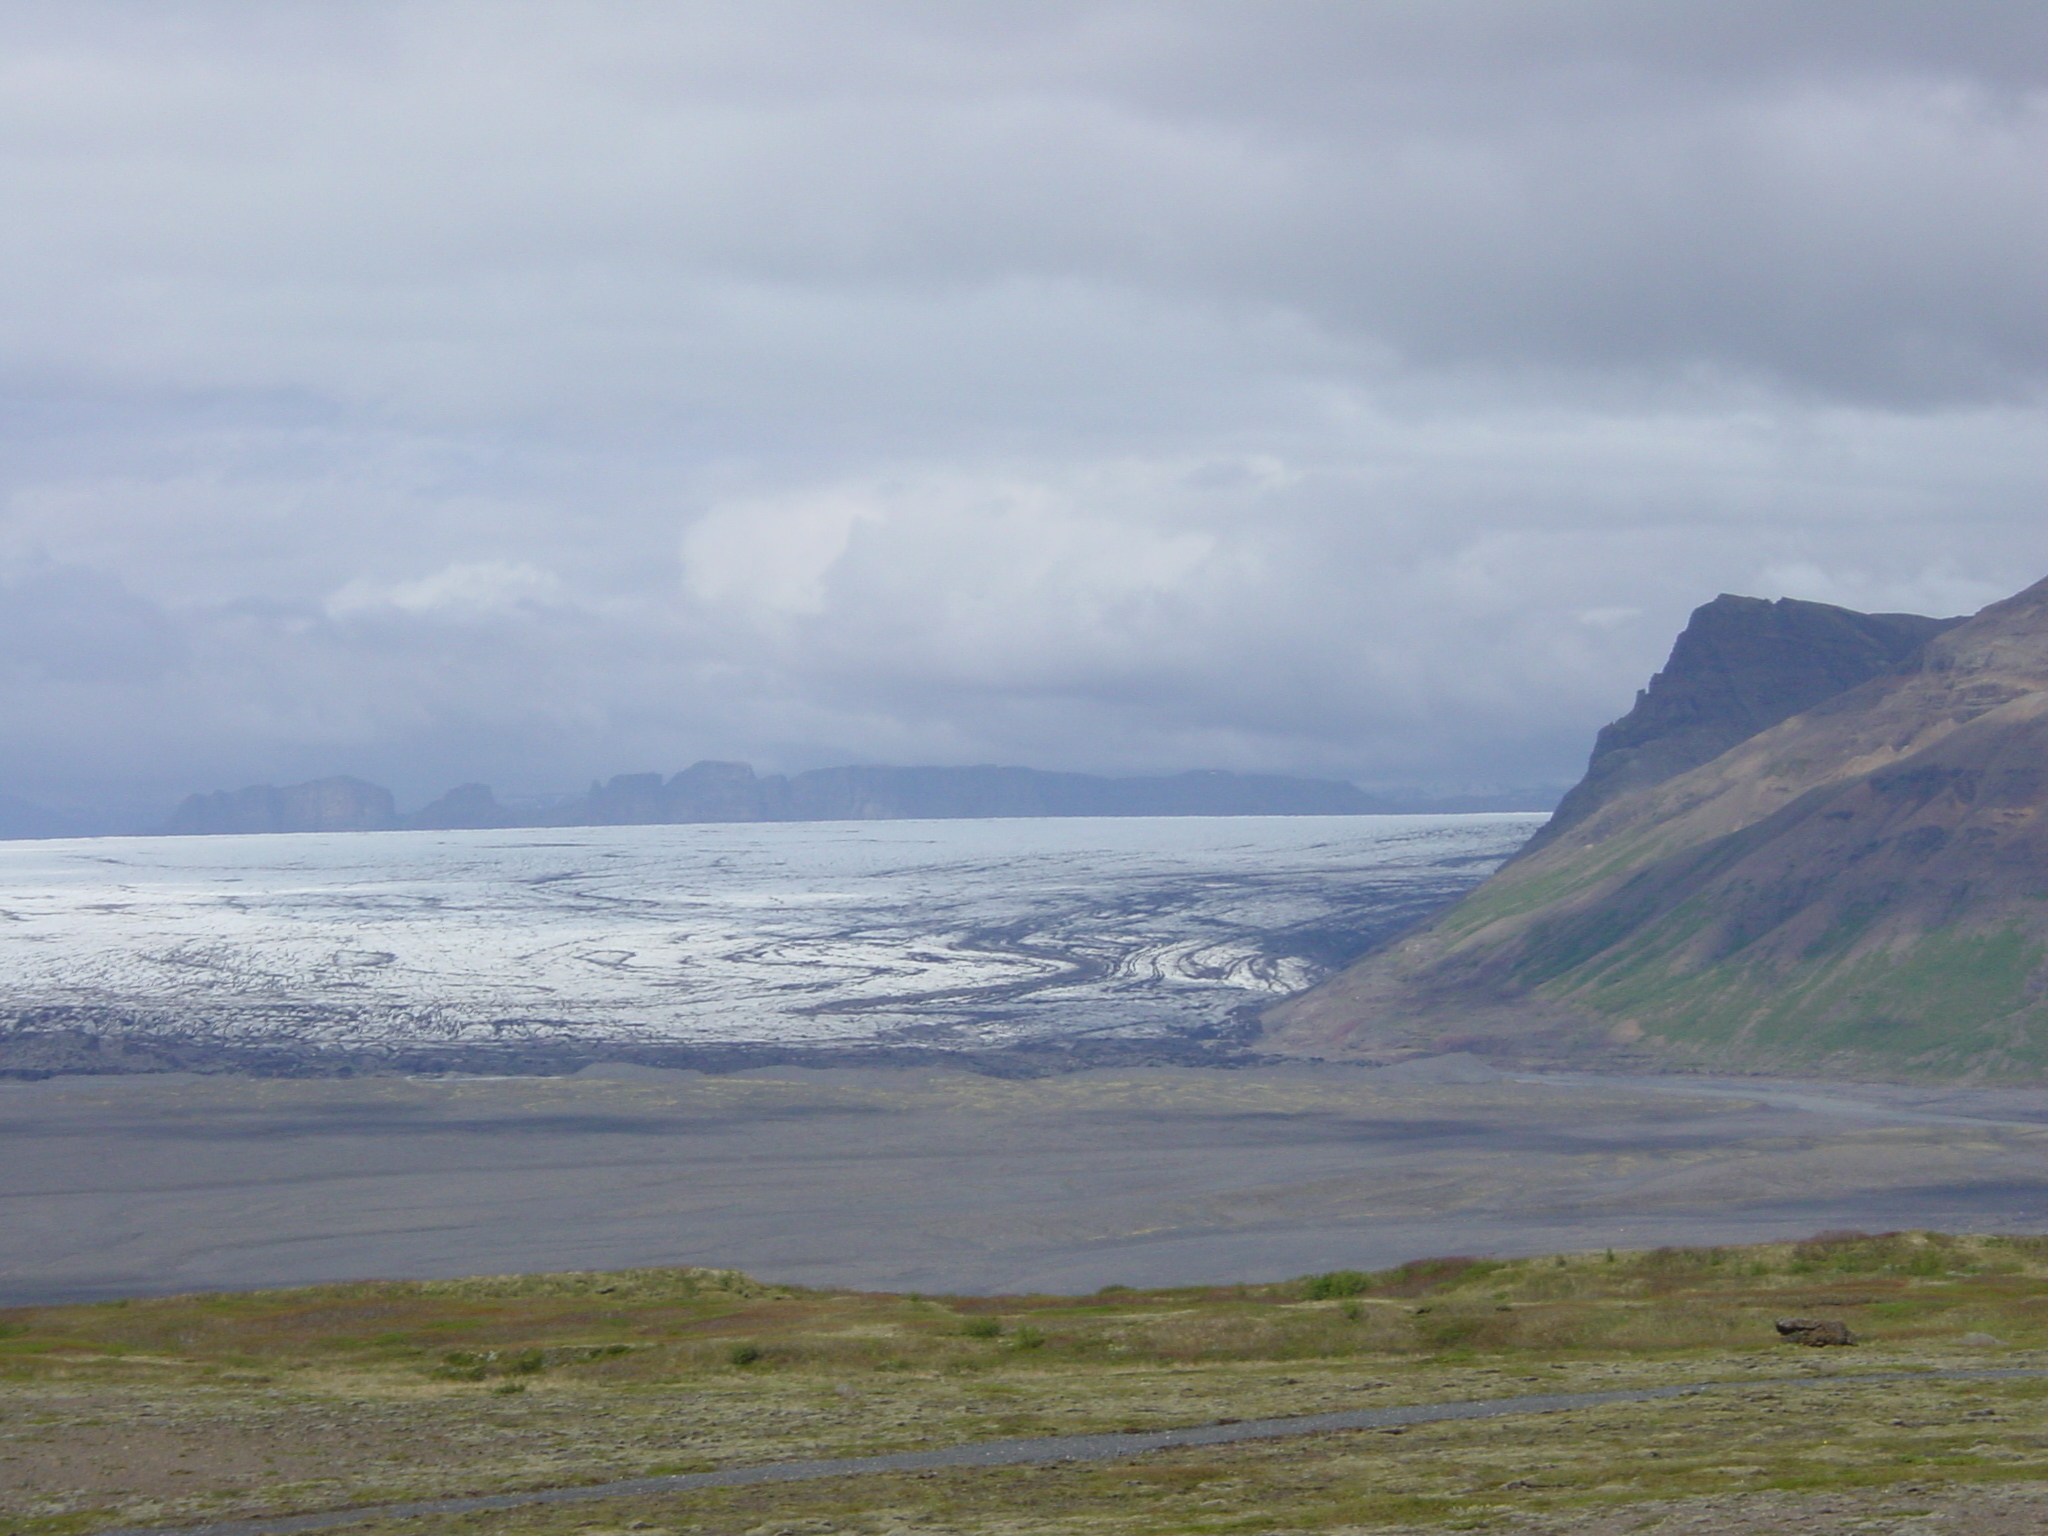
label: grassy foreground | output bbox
[7,1232,2048,1535]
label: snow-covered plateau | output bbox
[0,814,1539,1056]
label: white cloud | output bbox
[1752,561,2008,619]
[326,561,565,620]
[682,488,881,618]
[683,463,1234,679]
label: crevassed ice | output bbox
[0,814,1540,1050]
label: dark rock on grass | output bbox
[1776,1316,1857,1346]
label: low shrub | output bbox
[1789,1230,1968,1278]
[1301,1271,1372,1300]
[1375,1257,1496,1298]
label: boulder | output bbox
[1775,1317,1857,1346]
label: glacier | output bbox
[0,814,1539,1057]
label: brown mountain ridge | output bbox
[1266,573,2048,1082]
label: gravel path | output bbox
[91,1367,2048,1536]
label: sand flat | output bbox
[6,1062,2048,1301]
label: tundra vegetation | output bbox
[6,1232,2048,1535]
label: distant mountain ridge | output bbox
[1265,576,2048,1082]
[162,777,399,836]
[155,762,1558,836]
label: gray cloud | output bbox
[0,562,184,683]
[0,1,2044,816]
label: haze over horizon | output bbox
[3,1,2045,824]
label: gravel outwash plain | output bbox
[16,1060,2048,1534]
[9,1063,2048,1303]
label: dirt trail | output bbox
[92,1367,2048,1536]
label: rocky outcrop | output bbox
[1776,1318,1857,1346]
[1525,594,1959,852]
[673,759,790,820]
[1264,574,2048,1081]
[162,776,397,835]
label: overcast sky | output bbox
[3,0,2045,817]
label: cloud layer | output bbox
[3,1,2045,815]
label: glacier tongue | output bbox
[0,814,1538,1053]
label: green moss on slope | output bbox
[1554,924,2048,1077]
[1430,825,1690,944]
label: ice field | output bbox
[0,814,1540,1053]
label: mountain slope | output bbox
[1526,593,1959,851]
[1265,573,2048,1080]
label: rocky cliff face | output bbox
[1525,594,1959,851]
[163,777,398,835]
[1265,576,2048,1081]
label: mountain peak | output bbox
[1266,572,2048,1082]
[1528,592,1958,850]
